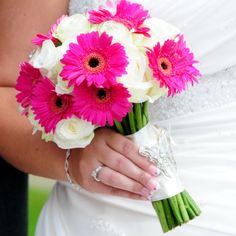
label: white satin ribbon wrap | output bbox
[128,124,184,201]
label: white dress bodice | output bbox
[69,0,236,121]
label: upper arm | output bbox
[0,0,69,87]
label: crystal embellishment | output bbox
[150,65,236,121]
[139,128,177,178]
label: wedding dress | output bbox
[36,0,236,235]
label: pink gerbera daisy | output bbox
[73,82,132,126]
[16,62,43,113]
[31,78,74,133]
[32,15,66,47]
[60,31,128,87]
[147,35,201,96]
[89,0,150,37]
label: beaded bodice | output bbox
[150,66,236,121]
[69,0,236,121]
[69,0,115,15]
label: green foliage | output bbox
[28,188,50,236]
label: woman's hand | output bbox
[70,128,160,200]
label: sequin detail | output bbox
[150,66,236,121]
[69,0,117,15]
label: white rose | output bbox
[118,45,166,103]
[94,20,133,44]
[133,18,180,48]
[28,109,54,141]
[30,40,60,72]
[59,37,78,60]
[53,14,91,42]
[53,117,95,149]
[145,80,168,103]
[55,75,73,95]
[125,80,167,103]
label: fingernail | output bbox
[141,188,151,197]
[148,179,160,191]
[149,165,158,176]
[155,168,161,176]
[149,191,154,196]
[140,196,148,201]
[146,196,152,201]
[154,182,161,191]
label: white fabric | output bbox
[36,103,236,236]
[36,0,236,235]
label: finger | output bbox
[100,150,158,191]
[106,132,158,176]
[88,180,149,201]
[97,166,153,198]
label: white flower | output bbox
[58,37,78,61]
[30,40,60,72]
[55,75,73,95]
[145,80,168,103]
[53,117,95,149]
[28,109,54,142]
[94,20,133,44]
[53,14,91,42]
[133,18,180,48]
[118,45,166,103]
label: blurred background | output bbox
[28,176,54,236]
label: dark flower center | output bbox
[84,52,106,73]
[158,57,172,76]
[161,62,168,70]
[55,97,63,108]
[96,88,111,103]
[89,57,100,68]
[49,94,70,114]
[97,89,107,100]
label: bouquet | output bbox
[16,0,201,232]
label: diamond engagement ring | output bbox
[91,166,103,182]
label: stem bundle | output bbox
[112,102,201,232]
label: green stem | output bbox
[121,116,131,135]
[162,199,177,230]
[181,192,196,219]
[176,193,190,223]
[152,201,169,233]
[134,103,143,130]
[184,191,201,216]
[143,101,149,125]
[128,108,136,134]
[168,196,184,224]
[142,114,147,126]
[114,121,125,135]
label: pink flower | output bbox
[147,35,201,96]
[89,0,150,36]
[73,82,132,126]
[16,62,43,112]
[60,31,128,87]
[31,78,74,133]
[32,15,66,46]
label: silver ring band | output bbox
[91,166,103,182]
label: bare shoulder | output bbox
[0,0,69,86]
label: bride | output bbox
[34,0,236,236]
[0,0,235,236]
